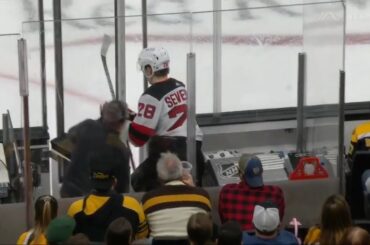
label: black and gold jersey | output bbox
[68,193,148,242]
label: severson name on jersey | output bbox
[129,78,202,147]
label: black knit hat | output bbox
[88,147,120,191]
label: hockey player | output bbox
[129,47,205,191]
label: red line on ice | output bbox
[32,33,370,52]
[0,72,104,104]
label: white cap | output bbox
[252,203,280,232]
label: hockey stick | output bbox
[101,34,115,100]
[100,34,136,171]
[7,110,25,201]
[7,110,23,177]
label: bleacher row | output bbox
[0,178,339,244]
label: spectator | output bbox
[67,148,148,242]
[339,226,370,245]
[105,217,133,245]
[17,195,58,245]
[217,221,242,245]
[65,233,90,245]
[348,121,370,165]
[142,152,212,244]
[243,201,298,245]
[61,100,130,197]
[219,154,285,231]
[46,216,76,245]
[304,194,352,245]
[129,46,205,191]
[187,213,214,245]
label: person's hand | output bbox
[128,108,137,121]
[182,172,195,186]
[119,121,130,145]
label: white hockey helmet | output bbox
[137,47,170,73]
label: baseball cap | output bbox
[46,216,76,243]
[88,148,117,191]
[239,156,263,187]
[101,100,128,123]
[252,202,280,232]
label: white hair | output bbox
[156,152,183,182]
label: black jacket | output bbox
[61,119,129,197]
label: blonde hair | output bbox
[31,195,58,244]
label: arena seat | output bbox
[0,178,339,244]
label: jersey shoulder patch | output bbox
[144,78,185,101]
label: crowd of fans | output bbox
[17,152,370,245]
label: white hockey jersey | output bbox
[129,78,203,146]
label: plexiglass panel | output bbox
[23,19,115,136]
[22,14,191,137]
[221,0,341,9]
[24,17,120,134]
[22,14,192,171]
[58,0,213,19]
[192,5,304,113]
[146,0,213,14]
[346,1,370,103]
[59,0,143,18]
[304,2,344,106]
[0,0,39,33]
[22,20,56,132]
[147,12,193,84]
[20,2,344,177]
[60,0,115,19]
[0,0,40,128]
[303,1,344,169]
[190,11,214,114]
[190,2,343,173]
[0,34,22,128]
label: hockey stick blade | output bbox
[100,34,115,99]
[101,34,113,57]
[101,56,115,99]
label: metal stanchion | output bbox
[338,70,345,194]
[213,0,222,116]
[18,38,33,229]
[186,53,197,179]
[296,53,306,153]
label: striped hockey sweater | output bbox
[141,180,211,238]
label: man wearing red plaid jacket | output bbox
[218,154,285,231]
